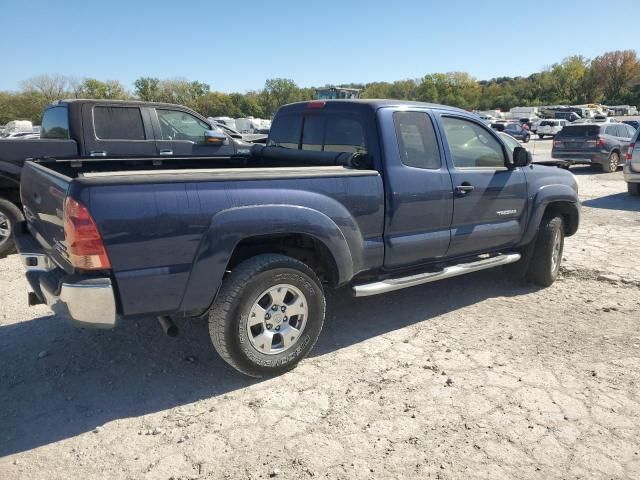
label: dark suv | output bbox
[551,123,637,172]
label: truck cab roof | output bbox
[278,99,469,115]
[50,98,198,111]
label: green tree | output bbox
[260,78,310,117]
[134,77,161,101]
[76,78,128,99]
[590,50,640,103]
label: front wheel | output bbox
[629,182,640,196]
[523,135,530,143]
[208,254,326,377]
[538,134,544,139]
[526,215,565,287]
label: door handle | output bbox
[455,184,475,195]
[89,150,107,157]
[159,149,174,156]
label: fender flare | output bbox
[179,204,360,313]
[521,184,580,245]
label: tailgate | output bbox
[20,161,73,272]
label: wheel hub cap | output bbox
[551,230,561,273]
[246,284,308,355]
[0,212,11,246]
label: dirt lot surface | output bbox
[1,156,639,479]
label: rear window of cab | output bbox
[268,113,367,154]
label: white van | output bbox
[509,107,539,119]
[537,119,568,138]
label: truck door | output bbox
[380,109,454,269]
[437,114,528,257]
[81,104,157,156]
[152,108,236,157]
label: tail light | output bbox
[627,143,635,163]
[63,197,111,270]
[306,101,326,109]
[553,138,562,147]
[596,136,606,148]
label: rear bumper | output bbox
[624,167,640,184]
[15,223,117,329]
[551,151,608,165]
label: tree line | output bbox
[1,49,639,125]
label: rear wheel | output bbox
[523,135,530,143]
[0,199,23,258]
[538,134,544,139]
[602,151,620,173]
[208,254,326,377]
[526,215,564,287]
[629,182,640,197]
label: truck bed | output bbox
[20,151,384,318]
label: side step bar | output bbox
[352,252,521,297]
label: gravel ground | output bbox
[1,160,639,480]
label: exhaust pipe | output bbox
[158,315,178,337]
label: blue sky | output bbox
[1,0,638,93]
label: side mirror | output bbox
[513,146,532,167]
[204,129,227,145]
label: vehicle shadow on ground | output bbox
[582,192,640,212]
[567,166,600,175]
[0,270,537,456]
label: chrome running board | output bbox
[352,252,522,297]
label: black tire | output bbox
[523,135,530,143]
[629,182,640,196]
[0,199,23,259]
[208,254,326,377]
[538,134,544,139]
[526,215,564,287]
[601,151,620,173]
[503,240,536,280]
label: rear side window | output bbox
[557,125,600,137]
[41,106,69,139]
[393,112,441,169]
[617,124,634,138]
[94,106,145,140]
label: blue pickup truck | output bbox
[16,100,580,377]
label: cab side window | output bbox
[94,106,145,140]
[157,110,211,143]
[393,111,441,169]
[442,116,505,168]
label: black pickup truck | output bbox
[16,100,580,377]
[0,99,251,256]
